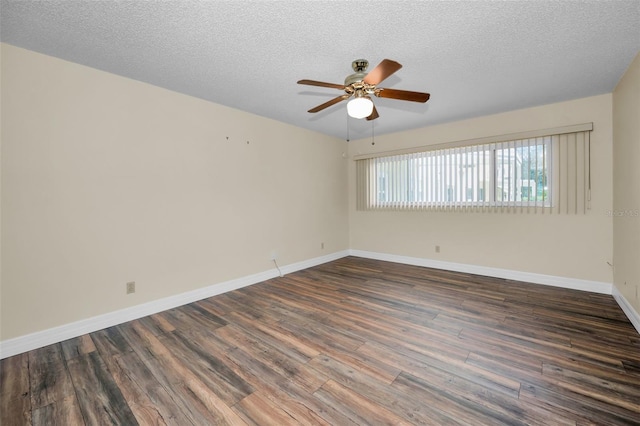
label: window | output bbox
[356,125,592,214]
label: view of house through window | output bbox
[495,140,550,204]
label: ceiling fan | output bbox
[297,59,430,121]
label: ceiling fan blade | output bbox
[366,105,379,121]
[297,79,345,90]
[307,94,350,113]
[363,59,402,85]
[376,88,430,103]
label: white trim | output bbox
[612,285,640,335]
[349,249,612,294]
[0,250,349,359]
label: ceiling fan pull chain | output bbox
[371,120,375,146]
[346,113,350,142]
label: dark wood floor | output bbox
[2,256,639,425]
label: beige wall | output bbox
[0,44,348,341]
[613,52,640,314]
[348,95,614,286]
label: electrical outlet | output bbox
[435,245,441,253]
[321,242,325,250]
[126,281,136,294]
[270,251,278,261]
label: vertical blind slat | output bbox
[576,132,585,214]
[586,131,591,212]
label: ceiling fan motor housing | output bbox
[352,59,369,72]
[345,59,370,86]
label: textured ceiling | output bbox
[1,1,639,141]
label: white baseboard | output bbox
[612,285,640,335]
[0,250,350,359]
[349,249,613,294]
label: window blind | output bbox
[356,124,592,214]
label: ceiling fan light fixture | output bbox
[347,94,373,119]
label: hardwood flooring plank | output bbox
[244,295,328,326]
[214,324,325,393]
[466,350,640,424]
[66,351,137,425]
[531,305,635,336]
[464,351,546,386]
[250,280,339,320]
[195,324,335,426]
[118,320,247,425]
[542,363,640,414]
[313,379,411,426]
[499,314,584,347]
[622,359,640,376]
[149,312,177,333]
[341,296,446,332]
[542,361,640,396]
[307,353,456,425]
[569,336,640,361]
[360,341,574,425]
[223,311,320,362]
[400,369,579,426]
[192,299,228,318]
[519,382,640,425]
[107,351,193,425]
[391,372,526,426]
[332,318,524,400]
[90,326,135,359]
[89,324,191,425]
[0,353,31,425]
[183,303,228,328]
[233,391,299,425]
[103,326,206,424]
[60,335,96,361]
[333,303,473,357]
[135,315,172,337]
[459,327,628,373]
[274,315,366,353]
[271,276,343,305]
[247,385,334,426]
[316,345,401,386]
[162,305,225,335]
[31,395,84,426]
[28,345,76,409]
[197,294,243,316]
[220,344,349,425]
[181,378,248,426]
[158,329,254,405]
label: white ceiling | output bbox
[1,1,639,141]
